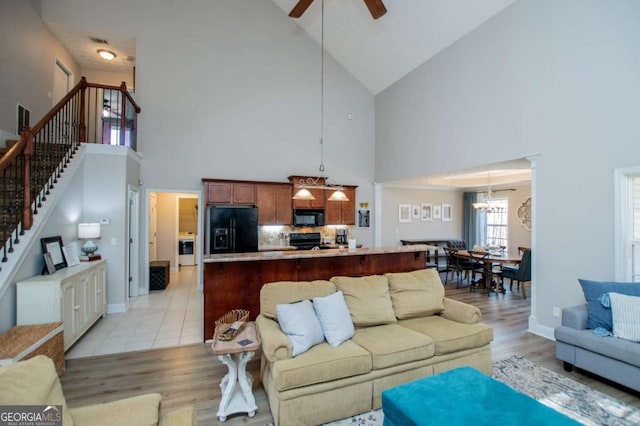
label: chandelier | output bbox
[472,170,502,212]
[292,0,349,202]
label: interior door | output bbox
[53,60,71,105]
[128,187,140,297]
[149,193,158,261]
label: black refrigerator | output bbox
[206,206,259,254]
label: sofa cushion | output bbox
[0,355,74,426]
[578,279,640,331]
[609,292,640,342]
[385,269,445,319]
[352,324,435,369]
[399,316,493,355]
[331,275,396,326]
[261,280,336,320]
[555,326,640,368]
[70,393,161,426]
[276,299,325,356]
[271,340,372,391]
[313,291,355,347]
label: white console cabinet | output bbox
[17,260,106,351]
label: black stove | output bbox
[289,232,332,250]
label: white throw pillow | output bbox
[312,291,355,347]
[276,299,325,356]
[609,292,640,342]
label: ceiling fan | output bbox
[289,0,387,20]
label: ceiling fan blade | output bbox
[289,0,314,18]
[363,0,387,19]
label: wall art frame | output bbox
[421,203,432,221]
[398,204,411,223]
[442,204,452,221]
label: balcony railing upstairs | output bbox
[0,77,140,270]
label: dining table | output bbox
[455,249,522,293]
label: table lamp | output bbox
[78,223,101,256]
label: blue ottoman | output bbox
[382,367,579,425]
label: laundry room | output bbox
[149,192,200,274]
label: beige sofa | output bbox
[0,355,197,426]
[257,269,493,426]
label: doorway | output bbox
[146,190,203,293]
[53,59,72,105]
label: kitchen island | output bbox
[202,244,435,340]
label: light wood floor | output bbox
[60,282,640,425]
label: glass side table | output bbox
[211,321,261,422]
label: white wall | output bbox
[378,186,463,246]
[375,0,640,334]
[81,67,133,88]
[0,0,80,136]
[41,0,377,250]
[82,145,141,313]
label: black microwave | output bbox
[293,209,325,227]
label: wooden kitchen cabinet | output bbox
[16,260,107,351]
[204,181,256,205]
[325,186,356,225]
[256,183,293,225]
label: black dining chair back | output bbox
[446,240,467,250]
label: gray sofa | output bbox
[554,304,640,392]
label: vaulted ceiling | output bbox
[42,0,527,187]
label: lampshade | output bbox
[292,188,315,200]
[78,223,101,239]
[327,189,349,201]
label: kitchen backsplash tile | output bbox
[258,225,355,246]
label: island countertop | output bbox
[204,244,437,263]
[202,244,438,340]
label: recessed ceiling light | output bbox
[97,49,116,61]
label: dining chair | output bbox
[466,250,489,292]
[501,249,532,298]
[443,247,473,288]
[468,250,504,295]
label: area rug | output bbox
[322,355,640,426]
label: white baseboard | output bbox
[107,303,126,314]
[528,315,556,340]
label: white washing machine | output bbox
[178,232,196,266]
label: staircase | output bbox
[0,77,140,282]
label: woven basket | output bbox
[215,309,249,341]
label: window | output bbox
[477,199,508,249]
[614,169,640,282]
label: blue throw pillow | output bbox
[578,279,640,331]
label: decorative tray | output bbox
[215,309,249,341]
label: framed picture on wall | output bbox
[433,205,441,220]
[399,204,411,223]
[442,204,452,221]
[358,209,371,228]
[421,203,432,221]
[411,205,420,219]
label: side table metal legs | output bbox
[217,351,257,422]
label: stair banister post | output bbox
[21,127,33,230]
[120,81,127,146]
[79,77,87,142]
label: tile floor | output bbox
[66,265,203,359]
